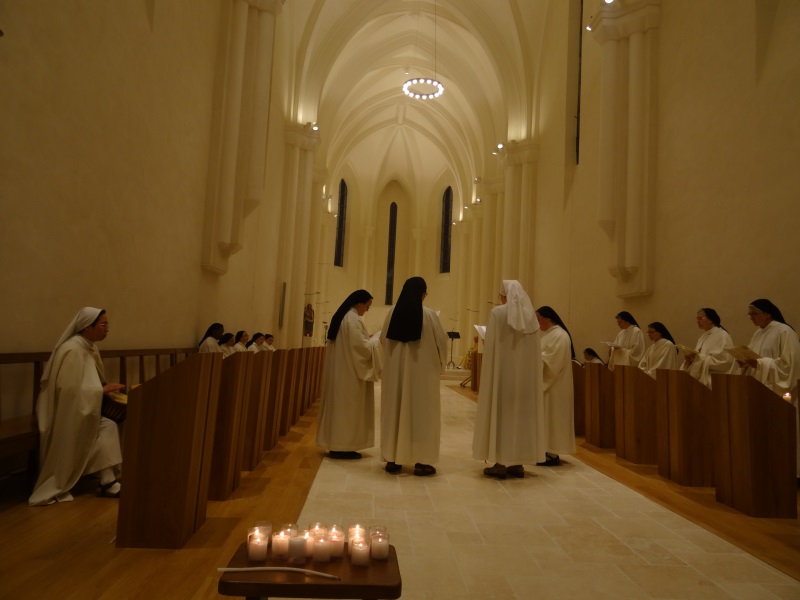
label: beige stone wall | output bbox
[533,0,800,358]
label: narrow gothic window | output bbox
[440,186,452,273]
[334,179,347,267]
[385,202,397,304]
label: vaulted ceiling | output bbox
[281,0,552,218]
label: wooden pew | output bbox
[614,365,658,464]
[584,362,615,448]
[279,349,300,436]
[208,352,253,500]
[241,351,273,470]
[471,352,482,392]
[572,361,586,437]
[656,369,715,487]
[116,352,222,548]
[712,373,797,518]
[263,350,286,451]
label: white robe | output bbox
[638,338,680,379]
[680,327,735,388]
[233,342,247,353]
[29,335,122,506]
[472,304,546,465]
[746,320,800,476]
[316,308,383,451]
[220,345,235,358]
[608,326,645,370]
[541,326,576,455]
[199,336,222,353]
[265,344,277,352]
[380,306,448,464]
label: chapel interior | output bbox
[1,0,799,598]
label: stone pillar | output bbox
[591,0,661,297]
[244,0,283,215]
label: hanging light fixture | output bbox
[402,1,444,100]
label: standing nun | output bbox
[472,281,546,479]
[380,277,448,476]
[316,290,382,459]
[535,306,576,467]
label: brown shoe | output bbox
[507,465,525,478]
[483,463,507,479]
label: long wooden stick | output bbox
[217,566,340,580]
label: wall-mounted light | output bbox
[312,123,319,131]
[475,197,482,203]
[497,143,504,149]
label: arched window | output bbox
[334,179,347,267]
[440,186,452,273]
[385,202,398,304]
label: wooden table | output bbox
[218,542,402,599]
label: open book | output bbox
[473,324,487,340]
[724,346,761,362]
[602,341,620,349]
[676,343,698,358]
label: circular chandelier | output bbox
[402,78,444,100]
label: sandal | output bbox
[97,480,121,498]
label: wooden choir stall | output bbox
[712,373,797,519]
[571,361,586,437]
[614,366,658,465]
[655,369,715,487]
[584,362,616,449]
[116,352,222,548]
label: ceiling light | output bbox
[402,1,444,101]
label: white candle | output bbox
[312,538,331,563]
[370,533,389,560]
[247,534,268,561]
[783,392,792,402]
[281,522,298,537]
[288,536,307,565]
[350,540,370,567]
[328,533,345,558]
[302,530,314,557]
[271,531,289,558]
[250,523,272,547]
[308,522,327,537]
[348,524,366,541]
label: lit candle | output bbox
[348,524,366,541]
[312,537,331,563]
[288,536,307,565]
[328,533,345,558]
[370,532,390,560]
[250,523,272,547]
[350,540,370,567]
[247,534,268,561]
[308,522,327,537]
[271,531,290,558]
[783,392,792,403]
[302,530,314,557]
[281,522,298,537]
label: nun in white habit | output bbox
[29,307,124,506]
[535,306,576,467]
[638,321,680,378]
[380,277,448,476]
[680,308,735,388]
[608,311,645,370]
[198,323,224,353]
[472,280,546,479]
[316,290,382,459]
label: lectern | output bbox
[117,352,222,548]
[712,373,797,518]
[584,362,615,448]
[614,366,657,464]
[446,331,460,369]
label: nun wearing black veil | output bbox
[379,277,448,476]
[316,290,382,459]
